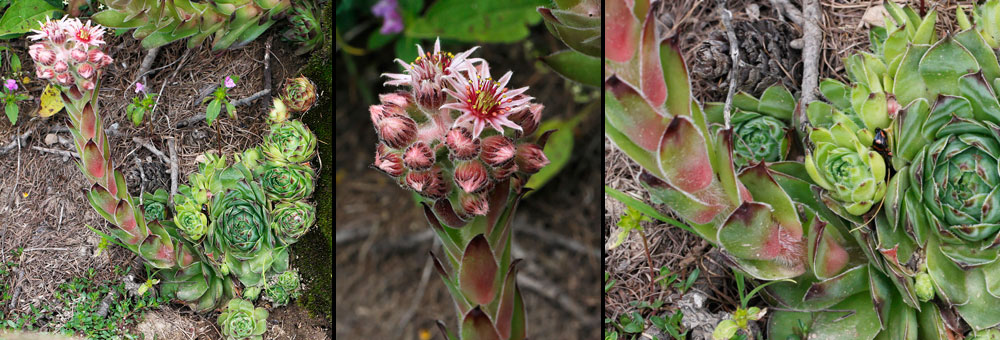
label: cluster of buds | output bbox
[28,17,112,91]
[371,39,550,219]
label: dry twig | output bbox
[719,0,739,127]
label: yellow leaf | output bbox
[38,84,63,118]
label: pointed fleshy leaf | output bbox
[639,171,724,233]
[660,38,691,118]
[495,259,522,339]
[422,203,462,264]
[431,251,473,314]
[919,36,979,100]
[757,86,795,120]
[461,307,501,340]
[892,45,930,107]
[719,202,805,280]
[434,199,468,228]
[959,72,1000,125]
[657,116,712,192]
[767,292,881,340]
[459,235,498,306]
[539,50,600,87]
[605,0,638,63]
[605,78,668,152]
[86,184,117,223]
[955,29,1000,83]
[114,199,144,245]
[437,320,459,340]
[637,9,665,107]
[82,140,106,180]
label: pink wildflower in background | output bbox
[224,76,236,89]
[135,82,145,93]
[372,0,403,34]
[4,79,16,92]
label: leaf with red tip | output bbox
[423,203,462,264]
[114,199,145,245]
[459,235,498,306]
[495,260,523,339]
[140,220,176,268]
[434,199,468,228]
[80,102,98,140]
[605,77,668,152]
[86,184,117,223]
[605,0,639,63]
[431,251,473,314]
[82,140,106,180]
[638,171,724,237]
[461,307,501,340]
[657,116,712,193]
[808,217,851,280]
[485,179,510,233]
[638,9,665,107]
[660,38,691,118]
[718,201,806,280]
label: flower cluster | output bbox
[28,17,112,91]
[372,39,549,218]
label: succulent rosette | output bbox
[281,75,318,113]
[142,189,170,222]
[270,201,315,245]
[262,120,317,164]
[704,86,796,169]
[174,200,209,242]
[218,298,268,340]
[264,270,301,307]
[280,1,323,55]
[208,180,283,288]
[159,242,236,313]
[258,162,314,202]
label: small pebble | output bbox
[790,38,804,49]
[44,133,58,145]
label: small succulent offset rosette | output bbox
[371,38,550,340]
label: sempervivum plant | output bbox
[605,0,903,338]
[371,38,552,339]
[91,0,320,53]
[29,18,320,333]
[704,86,797,169]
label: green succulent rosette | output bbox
[174,200,208,242]
[262,120,317,164]
[257,162,314,202]
[264,270,301,307]
[271,201,315,246]
[208,180,281,288]
[159,241,236,313]
[802,101,887,216]
[218,298,268,340]
[705,85,797,169]
[142,189,170,222]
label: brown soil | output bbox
[0,27,330,339]
[335,24,602,339]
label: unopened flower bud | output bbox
[268,98,289,123]
[100,55,112,67]
[81,80,95,91]
[414,81,446,111]
[374,143,404,177]
[56,72,72,85]
[379,92,410,108]
[70,48,87,63]
[915,272,934,302]
[445,127,480,160]
[423,167,450,199]
[36,68,54,79]
[480,135,516,167]
[508,102,543,137]
[454,160,491,193]
[491,160,518,179]
[459,192,489,217]
[403,141,434,170]
[53,61,67,73]
[76,63,94,79]
[405,170,433,192]
[515,143,549,174]
[88,49,104,64]
[374,112,418,149]
[51,29,66,45]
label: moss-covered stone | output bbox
[291,0,333,322]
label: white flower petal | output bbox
[497,71,513,89]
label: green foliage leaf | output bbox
[405,0,548,42]
[524,114,581,192]
[394,36,419,67]
[609,206,650,249]
[539,49,600,86]
[206,99,221,126]
[4,101,15,125]
[0,0,63,40]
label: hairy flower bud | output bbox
[77,63,94,79]
[887,95,900,119]
[459,191,489,217]
[454,160,490,193]
[31,47,55,66]
[424,166,450,199]
[100,55,112,67]
[403,141,434,170]
[480,135,516,167]
[70,48,87,63]
[81,80,96,91]
[56,72,72,85]
[36,68,54,79]
[491,160,518,179]
[445,127,480,160]
[53,61,67,73]
[414,80,446,111]
[515,143,549,174]
[373,107,418,149]
[408,166,449,198]
[379,92,411,108]
[374,144,404,177]
[508,102,543,137]
[87,49,104,64]
[405,170,433,192]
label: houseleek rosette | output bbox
[270,201,315,245]
[705,85,796,169]
[264,270,301,307]
[218,298,268,340]
[803,101,887,216]
[208,180,285,288]
[258,162,314,202]
[159,242,236,313]
[281,75,318,114]
[174,200,208,242]
[142,189,170,222]
[262,120,317,164]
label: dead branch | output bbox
[31,146,78,158]
[719,0,738,127]
[132,137,169,163]
[800,0,821,105]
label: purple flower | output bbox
[224,76,236,89]
[4,79,16,92]
[135,82,145,93]
[372,0,403,34]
